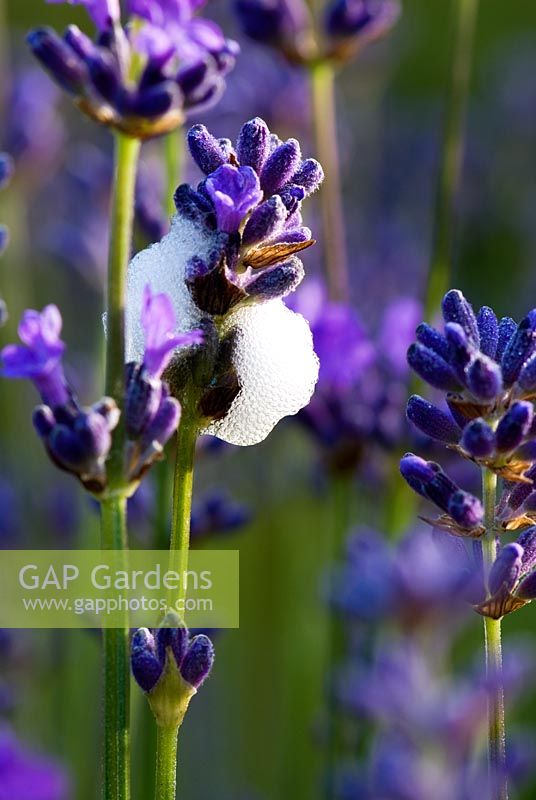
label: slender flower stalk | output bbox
[482,468,508,800]
[309,60,348,301]
[102,132,141,800]
[165,132,184,218]
[154,725,179,800]
[424,0,479,319]
[168,412,199,613]
[101,497,131,800]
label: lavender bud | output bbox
[496,316,518,362]
[87,49,122,104]
[173,184,216,228]
[466,355,503,402]
[33,405,56,437]
[246,257,304,301]
[445,322,473,380]
[131,628,163,693]
[425,471,460,513]
[517,352,536,394]
[399,453,438,492]
[442,289,480,347]
[260,139,301,196]
[64,25,95,59]
[448,490,484,529]
[495,401,534,453]
[180,635,215,689]
[406,343,462,392]
[406,395,461,444]
[515,570,536,600]
[188,124,229,175]
[125,366,161,439]
[501,311,536,386]
[236,117,271,173]
[461,419,496,459]
[27,28,86,94]
[415,323,451,361]
[292,159,324,196]
[242,196,287,246]
[477,306,499,358]
[121,83,177,119]
[140,396,181,451]
[517,527,536,572]
[489,544,523,596]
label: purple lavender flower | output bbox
[205,165,263,234]
[0,727,68,799]
[131,616,214,727]
[234,0,400,66]
[29,0,238,138]
[472,527,536,619]
[1,304,118,493]
[125,285,202,481]
[405,290,536,501]
[1,305,69,408]
[180,118,323,315]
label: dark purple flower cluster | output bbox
[401,288,536,618]
[289,280,420,474]
[234,0,400,66]
[178,117,323,314]
[28,0,238,139]
[0,288,201,494]
[131,618,214,727]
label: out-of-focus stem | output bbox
[165,129,183,218]
[309,60,349,302]
[167,412,198,613]
[481,468,508,800]
[424,0,479,319]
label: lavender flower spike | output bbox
[1,305,69,407]
[126,118,322,446]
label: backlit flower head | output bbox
[234,0,400,67]
[126,118,322,446]
[28,0,238,138]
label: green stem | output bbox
[101,132,140,800]
[165,129,184,218]
[424,0,479,319]
[167,413,198,613]
[309,60,349,302]
[481,468,508,800]
[101,497,131,800]
[154,725,179,800]
[105,133,141,482]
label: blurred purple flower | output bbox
[191,491,251,541]
[0,727,69,800]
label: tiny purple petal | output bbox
[141,285,203,378]
[205,164,262,234]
